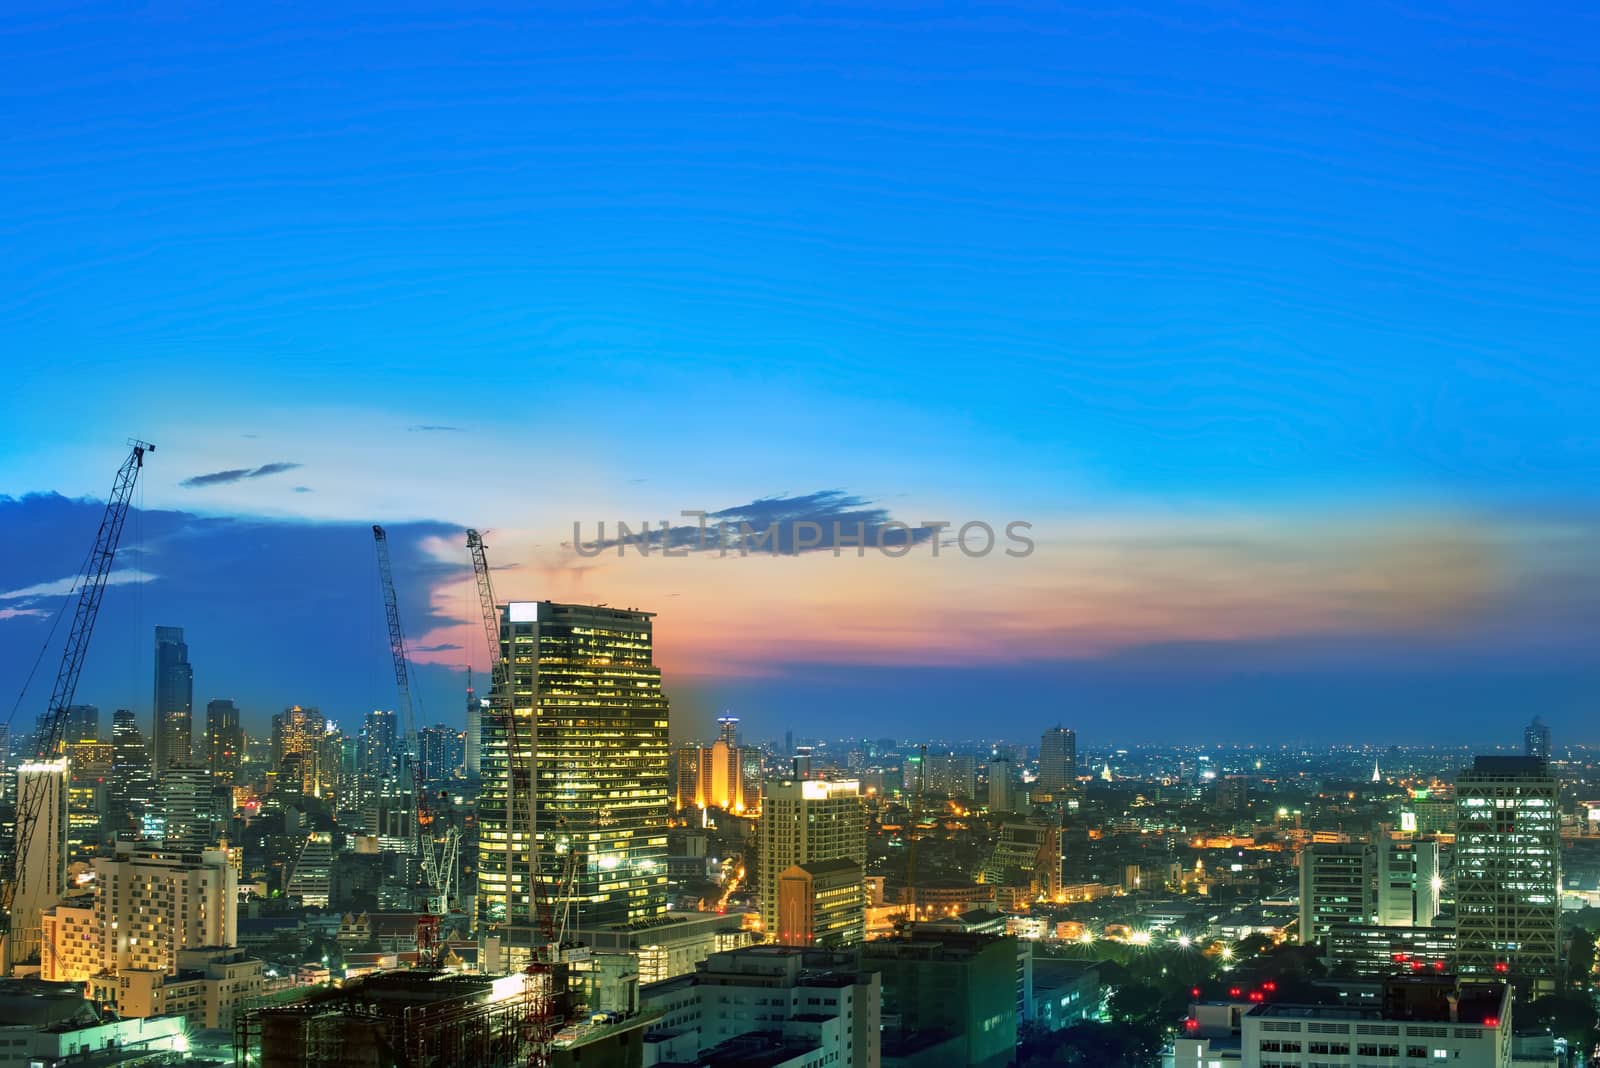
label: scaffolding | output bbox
[235,969,570,1068]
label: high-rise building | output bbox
[64,704,100,744]
[1038,726,1076,795]
[152,626,193,774]
[465,681,484,778]
[1298,842,1371,946]
[696,739,748,813]
[986,756,1015,813]
[272,706,327,799]
[1524,715,1551,761]
[205,699,243,787]
[1455,755,1562,993]
[11,759,68,963]
[360,708,398,780]
[981,819,1062,905]
[81,845,237,974]
[418,724,465,786]
[777,859,865,948]
[160,764,216,850]
[477,601,671,935]
[1375,839,1441,928]
[905,753,975,799]
[109,709,155,835]
[673,746,701,811]
[64,739,113,861]
[717,715,740,747]
[759,779,866,939]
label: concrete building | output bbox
[640,945,880,1068]
[986,757,1015,813]
[1455,756,1561,993]
[0,980,186,1068]
[777,859,865,948]
[109,709,155,835]
[581,911,758,986]
[860,929,1018,1068]
[981,820,1062,905]
[1375,839,1440,927]
[760,780,866,939]
[206,698,243,787]
[87,947,264,1029]
[158,763,216,849]
[1524,716,1550,761]
[1298,842,1371,946]
[64,739,112,861]
[11,759,68,965]
[1326,922,1457,979]
[1238,977,1512,1068]
[1038,726,1076,795]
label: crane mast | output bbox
[466,532,555,944]
[1,439,153,974]
[371,525,448,956]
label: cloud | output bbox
[411,642,463,653]
[180,462,302,488]
[293,486,312,493]
[1,568,157,600]
[575,490,938,555]
[0,607,49,621]
[408,425,460,433]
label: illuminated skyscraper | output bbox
[109,709,154,835]
[1524,716,1551,761]
[152,626,193,774]
[271,706,327,799]
[477,601,671,935]
[759,779,866,939]
[1455,756,1561,993]
[1039,726,1076,795]
[205,699,243,787]
[12,759,68,963]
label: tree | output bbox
[1566,928,1596,992]
[1524,994,1598,1056]
[1106,983,1167,1030]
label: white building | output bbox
[1237,980,1512,1068]
[10,760,68,966]
[640,945,880,1068]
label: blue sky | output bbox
[2,2,1597,745]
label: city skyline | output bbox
[3,4,1598,744]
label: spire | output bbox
[1372,755,1381,783]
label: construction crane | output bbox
[0,440,152,974]
[371,525,457,963]
[466,530,565,1067]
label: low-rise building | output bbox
[859,929,1018,1068]
[640,945,880,1068]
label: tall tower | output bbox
[1038,726,1076,794]
[11,759,68,963]
[1524,716,1551,761]
[1455,755,1561,993]
[477,601,671,935]
[152,626,193,775]
[205,699,243,787]
[759,778,866,939]
[109,709,154,836]
[64,704,100,744]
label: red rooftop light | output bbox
[1494,962,1509,973]
[1483,1017,1499,1028]
[1185,1018,1200,1032]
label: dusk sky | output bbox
[3,2,1597,745]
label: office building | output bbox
[760,779,866,939]
[1038,726,1076,795]
[981,820,1062,905]
[1299,842,1371,946]
[1455,756,1561,993]
[10,760,68,964]
[778,858,865,948]
[109,709,155,834]
[1238,977,1512,1068]
[478,601,671,935]
[64,704,99,744]
[1375,839,1441,928]
[1524,716,1551,761]
[64,738,112,861]
[903,752,975,799]
[418,724,464,786]
[160,764,216,849]
[152,626,193,774]
[205,699,243,787]
[986,756,1016,812]
[272,705,328,799]
[581,911,758,985]
[1327,922,1457,978]
[361,708,399,780]
[672,746,700,811]
[640,945,881,1068]
[861,929,1019,1068]
[465,685,485,778]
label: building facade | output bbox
[1038,727,1076,795]
[152,626,193,775]
[205,699,243,787]
[777,859,865,948]
[477,601,671,935]
[1455,756,1561,993]
[760,779,866,939]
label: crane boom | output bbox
[2,439,153,973]
[371,526,447,949]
